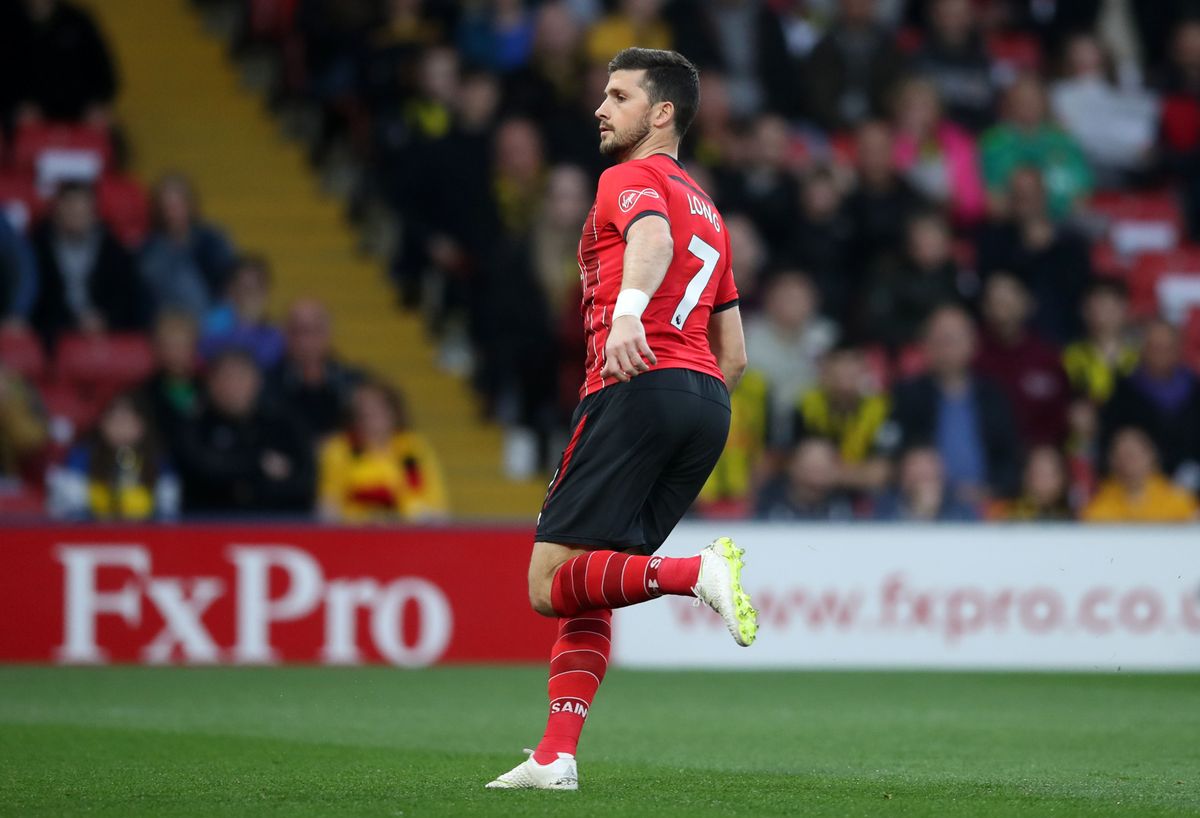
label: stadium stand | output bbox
[0,0,1197,524]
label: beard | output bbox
[599,111,653,158]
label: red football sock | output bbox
[549,550,701,616]
[533,609,612,764]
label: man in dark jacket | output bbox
[0,0,118,123]
[30,181,147,346]
[266,300,362,441]
[888,305,1022,502]
[911,0,996,131]
[1101,320,1200,487]
[175,349,315,515]
[802,0,907,130]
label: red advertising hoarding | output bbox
[0,526,556,666]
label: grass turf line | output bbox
[0,667,1196,817]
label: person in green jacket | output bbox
[981,74,1093,219]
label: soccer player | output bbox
[486,48,757,792]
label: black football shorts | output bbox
[536,368,731,555]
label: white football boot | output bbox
[485,750,578,790]
[693,536,758,646]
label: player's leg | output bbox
[636,374,757,646]
[528,540,703,617]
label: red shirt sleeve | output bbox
[595,162,671,240]
[713,233,739,311]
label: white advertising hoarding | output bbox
[613,524,1200,670]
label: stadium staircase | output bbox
[86,0,546,517]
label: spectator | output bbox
[891,76,987,227]
[135,311,203,444]
[688,72,740,171]
[1101,321,1200,487]
[0,0,117,124]
[910,0,994,132]
[1050,33,1158,182]
[754,438,856,521]
[0,365,47,481]
[698,369,771,511]
[0,215,38,328]
[792,344,892,494]
[175,349,315,514]
[390,69,500,309]
[743,272,838,424]
[585,0,673,64]
[138,173,236,321]
[1159,19,1200,240]
[267,299,363,441]
[701,0,797,119]
[991,444,1074,521]
[802,0,907,130]
[890,305,1021,502]
[721,115,801,249]
[980,74,1093,218]
[200,255,286,369]
[1083,427,1199,523]
[457,0,537,73]
[504,3,596,166]
[842,120,928,291]
[318,377,448,522]
[533,165,592,320]
[863,210,964,351]
[724,213,767,312]
[974,166,1092,344]
[30,181,147,347]
[1064,280,1140,404]
[374,45,460,208]
[47,393,179,520]
[783,166,854,322]
[872,446,979,521]
[471,119,557,439]
[974,273,1071,447]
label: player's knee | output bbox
[528,576,557,618]
[528,585,557,617]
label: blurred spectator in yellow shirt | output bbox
[585,0,672,64]
[318,377,448,523]
[1083,428,1199,523]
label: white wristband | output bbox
[613,289,650,319]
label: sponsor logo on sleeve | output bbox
[618,187,661,213]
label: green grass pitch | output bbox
[0,666,1197,817]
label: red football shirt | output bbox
[576,153,738,398]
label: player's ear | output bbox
[653,99,675,131]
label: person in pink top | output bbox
[891,76,987,227]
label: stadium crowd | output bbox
[2,0,1200,523]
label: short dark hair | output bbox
[1083,277,1128,302]
[608,47,700,138]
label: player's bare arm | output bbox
[601,215,672,382]
[708,305,748,391]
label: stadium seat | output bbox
[1089,191,1183,259]
[54,332,156,405]
[248,0,299,43]
[0,480,44,517]
[986,32,1042,82]
[39,380,103,438]
[0,172,43,233]
[1128,248,1200,319]
[0,328,48,383]
[12,122,113,194]
[98,174,151,247]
